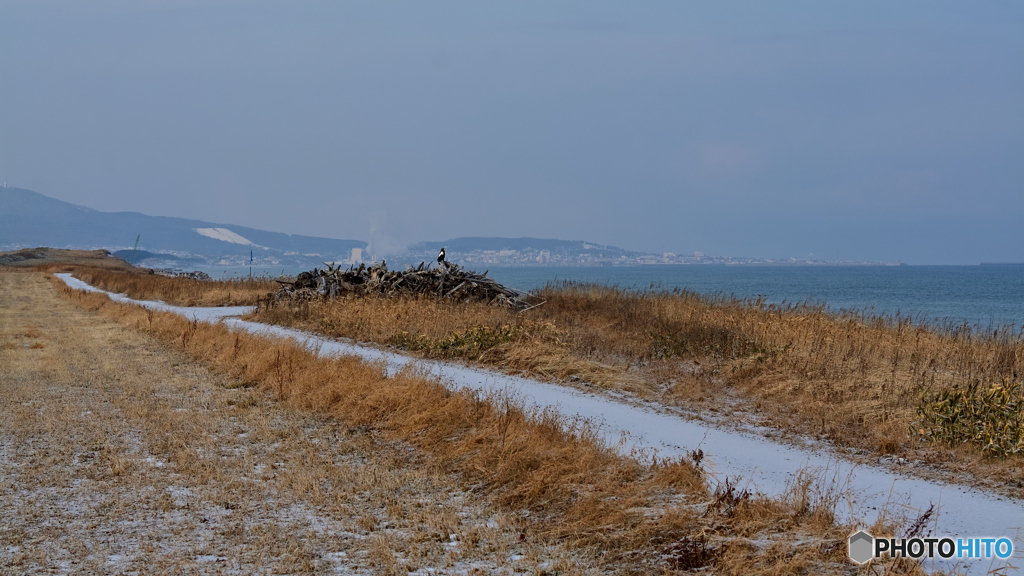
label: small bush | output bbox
[913,379,1024,457]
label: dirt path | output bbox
[0,272,598,575]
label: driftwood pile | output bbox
[270,261,534,310]
[155,269,213,280]
[174,270,213,281]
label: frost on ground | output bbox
[0,273,598,575]
[53,273,1024,575]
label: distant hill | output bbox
[109,249,205,267]
[0,247,135,270]
[0,187,366,266]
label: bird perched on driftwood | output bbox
[437,247,446,265]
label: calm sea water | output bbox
[207,264,1024,330]
[488,265,1024,330]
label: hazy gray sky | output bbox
[2,1,1022,264]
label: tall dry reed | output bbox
[52,276,902,575]
[66,266,277,306]
[256,281,1024,470]
[64,268,1024,472]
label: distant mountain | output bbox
[0,187,366,267]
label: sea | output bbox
[205,264,1024,331]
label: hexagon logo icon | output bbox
[848,530,874,565]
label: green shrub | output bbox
[913,379,1024,457]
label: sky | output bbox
[1,1,1022,264]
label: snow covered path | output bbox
[56,274,1023,574]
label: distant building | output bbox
[694,251,704,258]
[350,247,362,265]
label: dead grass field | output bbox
[36,268,956,573]
[63,267,1024,495]
[247,281,1024,494]
[61,266,276,306]
[0,273,615,575]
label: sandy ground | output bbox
[0,272,603,575]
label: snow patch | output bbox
[195,227,264,248]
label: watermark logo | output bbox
[849,531,874,564]
[848,530,1014,564]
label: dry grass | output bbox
[252,281,1024,493]
[63,265,277,306]
[533,284,1022,437]
[0,272,609,575]
[0,247,136,270]
[63,267,1024,493]
[40,271,932,574]
[256,293,648,393]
